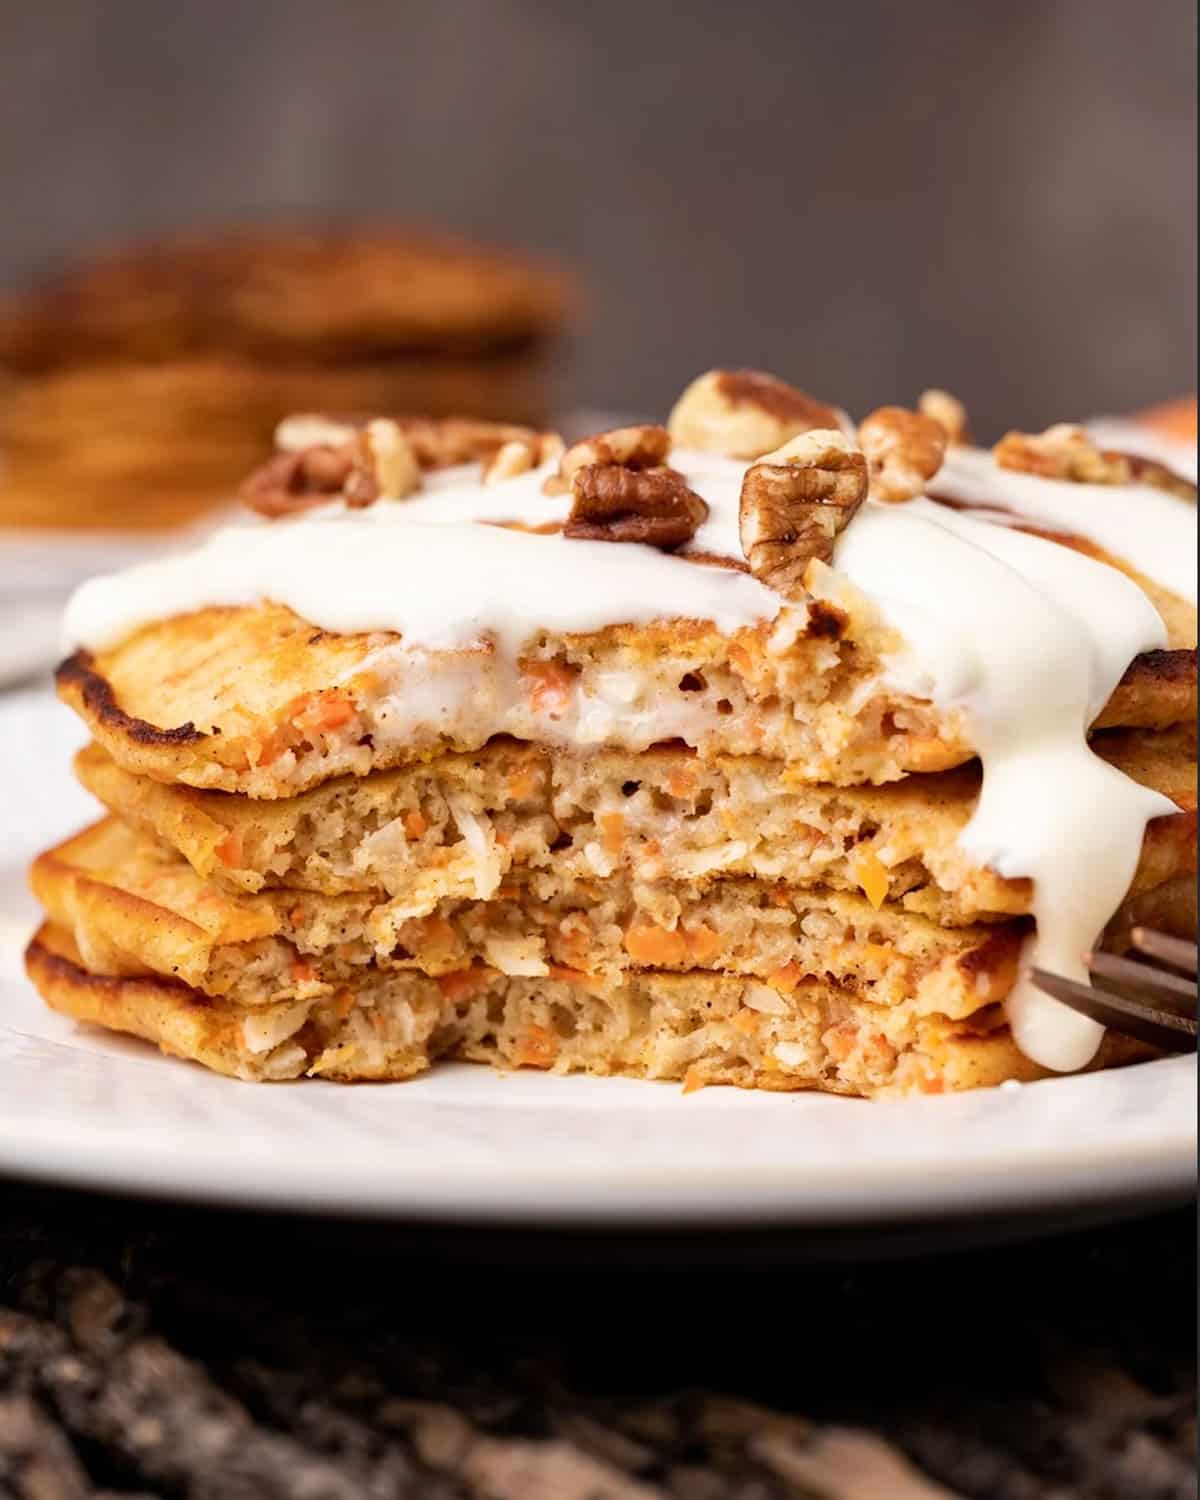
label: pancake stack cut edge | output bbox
[24,381,1200,1097]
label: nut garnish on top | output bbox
[858,406,947,503]
[565,464,709,548]
[918,388,971,446]
[995,423,1197,499]
[544,423,671,496]
[667,369,842,459]
[738,429,868,597]
[244,414,565,517]
[240,433,389,518]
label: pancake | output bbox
[73,725,1198,925]
[26,922,1153,1096]
[0,228,572,530]
[31,815,1039,1017]
[0,351,555,530]
[0,228,572,370]
[57,595,1194,799]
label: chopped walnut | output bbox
[918,388,970,446]
[995,423,1197,499]
[483,431,565,486]
[565,464,708,549]
[667,368,842,459]
[858,406,947,503]
[545,424,671,496]
[738,430,868,596]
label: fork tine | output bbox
[1129,928,1199,976]
[1086,951,1198,1012]
[1029,968,1198,1054]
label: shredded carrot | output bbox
[404,810,428,839]
[548,964,591,984]
[853,848,890,910]
[216,831,244,868]
[507,768,540,801]
[768,962,804,993]
[769,883,792,908]
[522,660,577,718]
[255,729,292,766]
[919,1075,946,1095]
[599,812,626,857]
[436,967,494,1002]
[554,916,592,971]
[623,922,688,966]
[333,988,355,1020]
[289,905,306,927]
[685,925,722,965]
[728,642,753,677]
[418,916,456,949]
[514,1024,559,1069]
[666,767,696,798]
[823,1023,857,1063]
[681,1065,707,1095]
[731,1007,762,1036]
[290,957,317,983]
[290,691,355,734]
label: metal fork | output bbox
[1030,928,1198,1054]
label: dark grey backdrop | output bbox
[3,0,1195,433]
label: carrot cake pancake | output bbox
[26,370,1200,1091]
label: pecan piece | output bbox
[545,423,670,497]
[858,405,947,503]
[995,423,1197,499]
[363,418,420,500]
[565,464,708,549]
[240,444,360,518]
[483,431,565,486]
[739,430,868,596]
[918,388,971,446]
[667,368,841,459]
[994,423,1128,483]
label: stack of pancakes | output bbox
[24,395,1199,1097]
[0,229,571,529]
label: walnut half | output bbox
[565,464,708,549]
[858,406,947,503]
[738,430,868,597]
[667,368,842,460]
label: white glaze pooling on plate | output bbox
[62,443,1191,1073]
[929,445,1198,605]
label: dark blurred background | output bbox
[2,0,1195,433]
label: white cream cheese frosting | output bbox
[62,441,1196,1075]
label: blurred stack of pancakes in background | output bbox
[0,228,573,530]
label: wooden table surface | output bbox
[0,1181,1194,1499]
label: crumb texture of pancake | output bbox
[72,726,1197,924]
[26,922,1154,1096]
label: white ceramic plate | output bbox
[0,689,1194,1226]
